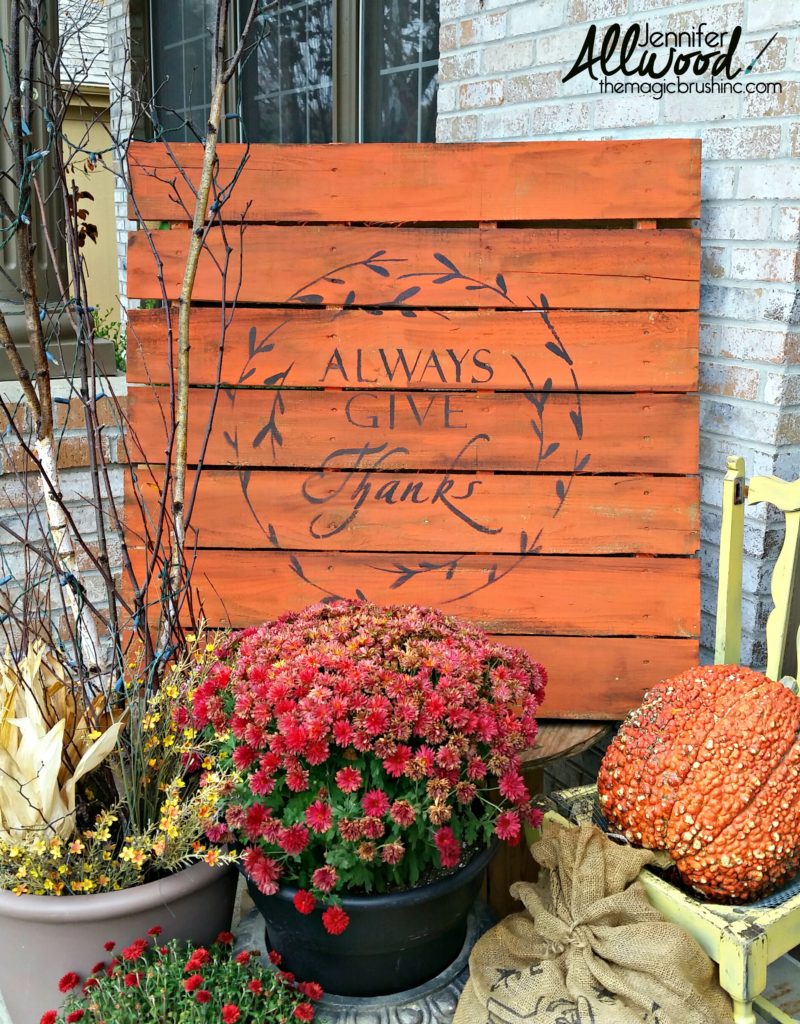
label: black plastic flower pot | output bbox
[245,843,497,997]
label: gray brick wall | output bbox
[438,0,800,668]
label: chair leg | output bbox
[718,923,769,1024]
[731,998,757,1024]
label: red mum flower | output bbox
[294,1003,315,1022]
[498,771,529,805]
[90,961,105,975]
[268,950,283,965]
[147,925,163,937]
[322,906,350,935]
[299,981,324,1001]
[103,941,115,952]
[40,1012,58,1024]
[361,789,389,817]
[216,930,235,945]
[232,745,258,770]
[184,948,211,972]
[335,767,361,793]
[58,972,80,993]
[305,799,333,833]
[311,865,338,893]
[122,938,148,961]
[195,990,212,1003]
[383,744,412,778]
[495,809,522,844]
[123,972,141,988]
[434,826,462,869]
[381,841,405,865]
[234,950,251,965]
[294,889,316,914]
[248,978,264,995]
[286,764,310,792]
[82,978,99,992]
[280,823,310,856]
[66,1013,85,1023]
[390,800,416,827]
[242,846,282,895]
[222,1006,241,1023]
[184,974,205,992]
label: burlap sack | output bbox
[455,820,732,1024]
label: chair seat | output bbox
[549,785,800,1024]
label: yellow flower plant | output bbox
[0,629,235,896]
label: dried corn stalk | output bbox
[0,644,124,842]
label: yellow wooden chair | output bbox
[548,455,800,1024]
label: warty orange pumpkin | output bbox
[597,664,800,902]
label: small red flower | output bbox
[495,809,522,844]
[216,930,235,945]
[58,972,80,993]
[184,948,211,972]
[82,978,99,992]
[334,767,362,793]
[294,1002,315,1021]
[147,925,163,937]
[234,950,251,965]
[90,961,105,975]
[279,823,310,856]
[66,1013,85,1023]
[268,949,283,965]
[123,971,141,988]
[242,845,282,896]
[299,981,324,1001]
[305,799,333,833]
[389,800,416,827]
[361,789,389,817]
[39,1012,58,1024]
[103,941,116,952]
[221,1005,241,1023]
[195,990,212,1003]
[122,938,148,961]
[184,974,205,992]
[434,825,462,869]
[248,978,264,995]
[311,865,338,893]
[294,889,316,914]
[322,905,350,935]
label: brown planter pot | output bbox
[0,862,237,1024]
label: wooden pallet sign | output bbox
[126,139,701,719]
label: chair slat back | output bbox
[716,456,800,680]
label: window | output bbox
[149,0,217,140]
[147,0,440,143]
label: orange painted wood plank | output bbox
[128,139,702,223]
[126,307,699,392]
[126,388,699,474]
[508,636,699,719]
[126,225,700,310]
[128,549,700,638]
[128,470,699,555]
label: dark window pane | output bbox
[308,85,333,142]
[280,90,306,142]
[279,4,307,92]
[420,65,437,143]
[239,0,333,143]
[421,0,439,62]
[381,0,420,69]
[150,0,215,141]
[362,0,439,143]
